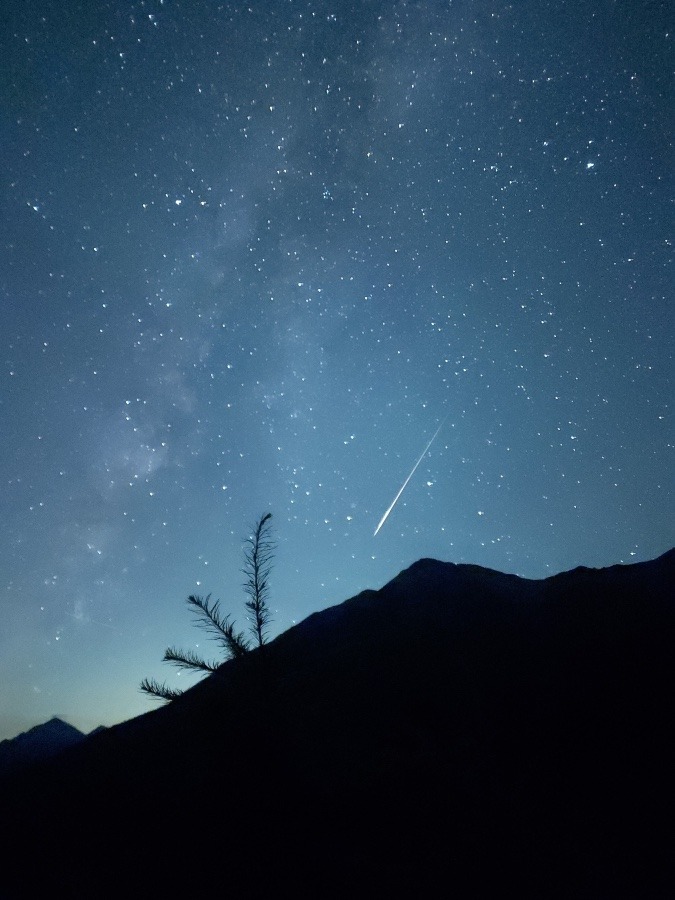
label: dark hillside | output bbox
[2,551,673,898]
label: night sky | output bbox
[1,0,672,740]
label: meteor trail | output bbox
[373,416,447,536]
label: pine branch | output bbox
[163,646,220,674]
[139,677,184,702]
[140,513,276,710]
[243,512,275,647]
[186,594,250,658]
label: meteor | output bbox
[373,415,447,536]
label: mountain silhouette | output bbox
[2,551,673,897]
[0,717,86,778]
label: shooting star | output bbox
[373,415,448,536]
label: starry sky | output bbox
[1,0,672,740]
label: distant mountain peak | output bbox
[0,717,87,778]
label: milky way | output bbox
[1,0,672,739]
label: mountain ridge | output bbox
[2,549,673,897]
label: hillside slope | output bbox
[2,551,673,897]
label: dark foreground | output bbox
[2,550,673,897]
